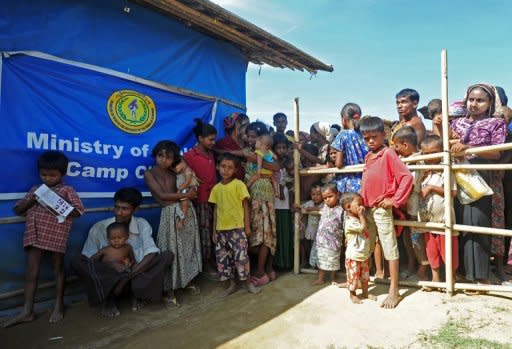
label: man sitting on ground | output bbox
[72,187,173,317]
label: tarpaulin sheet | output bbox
[0,0,247,105]
[0,53,215,195]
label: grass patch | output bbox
[419,318,512,349]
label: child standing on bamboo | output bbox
[4,151,84,327]
[418,135,459,290]
[392,126,430,281]
[360,116,413,309]
[341,192,376,303]
[313,183,344,285]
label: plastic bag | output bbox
[454,165,493,204]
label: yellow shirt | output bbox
[208,179,250,230]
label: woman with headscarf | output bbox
[215,112,250,180]
[295,122,336,166]
[445,83,507,287]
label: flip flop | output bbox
[250,274,270,286]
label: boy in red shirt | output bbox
[360,116,413,309]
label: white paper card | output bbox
[33,184,73,223]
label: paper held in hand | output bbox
[33,184,74,223]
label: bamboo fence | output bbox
[293,49,512,295]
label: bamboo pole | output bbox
[293,98,301,274]
[299,152,512,176]
[0,204,160,225]
[441,49,454,296]
[373,277,512,293]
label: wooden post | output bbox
[441,49,454,296]
[293,97,301,274]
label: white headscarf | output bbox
[312,121,335,143]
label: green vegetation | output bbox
[419,318,511,349]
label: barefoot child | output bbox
[300,183,324,268]
[341,192,376,303]
[360,116,413,309]
[173,160,200,229]
[208,153,261,297]
[90,222,135,273]
[418,135,458,290]
[273,134,294,270]
[5,151,84,327]
[392,126,430,281]
[313,183,344,285]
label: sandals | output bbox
[250,274,270,286]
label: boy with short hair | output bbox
[4,151,84,327]
[360,117,413,309]
[418,135,458,290]
[392,126,430,281]
[209,153,261,297]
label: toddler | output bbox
[90,222,135,273]
[247,134,279,198]
[313,183,344,285]
[418,135,458,290]
[300,184,324,268]
[392,126,430,281]
[173,159,200,229]
[341,192,376,303]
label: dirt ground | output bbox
[2,272,512,349]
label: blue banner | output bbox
[0,54,215,195]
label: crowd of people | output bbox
[5,83,512,327]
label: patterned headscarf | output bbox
[223,112,248,131]
[448,100,467,118]
[463,83,502,117]
[312,121,335,143]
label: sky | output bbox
[211,0,512,131]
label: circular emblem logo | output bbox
[107,90,156,134]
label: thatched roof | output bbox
[133,0,333,74]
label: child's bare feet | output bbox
[220,284,238,298]
[349,292,361,304]
[244,281,261,294]
[380,290,400,309]
[49,302,64,323]
[312,279,325,286]
[2,311,35,328]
